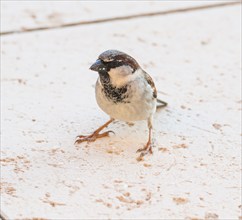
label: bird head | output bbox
[90,50,140,86]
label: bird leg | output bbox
[136,118,153,157]
[75,118,114,144]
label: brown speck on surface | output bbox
[17,79,26,84]
[102,184,109,189]
[106,203,112,208]
[143,163,152,167]
[137,37,146,42]
[181,105,187,109]
[0,157,15,163]
[45,193,50,198]
[0,156,30,173]
[47,12,63,24]
[158,147,169,152]
[145,192,152,201]
[5,186,16,196]
[123,192,130,197]
[41,191,66,208]
[0,182,17,197]
[2,78,26,84]
[113,33,126,37]
[61,181,80,195]
[25,10,37,19]
[36,140,45,143]
[204,212,219,220]
[116,195,131,203]
[41,197,66,207]
[136,200,144,205]
[172,144,188,149]
[47,163,63,168]
[95,198,112,208]
[173,197,189,205]
[116,194,146,209]
[200,39,210,45]
[106,148,123,155]
[95,199,103,203]
[179,136,186,140]
[50,148,64,155]
[200,163,207,166]
[136,156,144,162]
[212,123,222,131]
[114,180,123,183]
[126,122,134,126]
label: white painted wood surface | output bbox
[1,0,233,33]
[1,1,241,220]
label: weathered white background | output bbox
[1,1,241,220]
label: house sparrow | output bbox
[75,50,167,157]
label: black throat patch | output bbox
[99,71,130,104]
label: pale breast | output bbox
[95,77,156,122]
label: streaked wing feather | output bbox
[144,71,157,99]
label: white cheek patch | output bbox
[108,66,131,87]
[109,66,133,77]
[109,67,141,87]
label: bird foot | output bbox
[136,142,153,158]
[75,130,114,144]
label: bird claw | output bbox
[106,130,115,135]
[136,143,153,158]
[74,137,93,144]
[75,130,114,145]
[136,147,145,153]
[76,134,87,139]
[136,146,153,154]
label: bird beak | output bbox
[89,59,103,72]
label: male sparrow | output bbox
[75,50,167,157]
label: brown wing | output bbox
[144,71,157,99]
